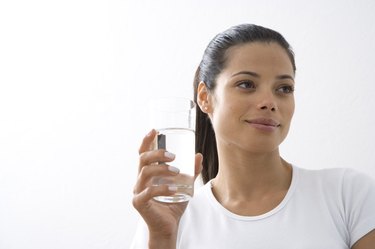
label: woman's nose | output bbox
[256,93,277,111]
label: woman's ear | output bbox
[197,81,212,114]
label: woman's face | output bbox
[206,42,295,153]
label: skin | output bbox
[133,41,375,248]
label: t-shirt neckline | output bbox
[204,164,299,221]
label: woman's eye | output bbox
[277,85,294,94]
[237,81,255,89]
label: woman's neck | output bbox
[211,145,292,215]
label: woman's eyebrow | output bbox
[231,71,294,81]
[276,74,294,81]
[231,71,259,78]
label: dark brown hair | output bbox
[194,24,296,184]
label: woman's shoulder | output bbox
[293,165,375,199]
[294,165,374,184]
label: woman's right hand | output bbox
[132,129,203,249]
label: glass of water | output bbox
[149,97,196,203]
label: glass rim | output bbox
[149,96,196,111]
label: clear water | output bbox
[153,128,195,203]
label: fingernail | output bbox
[168,166,180,174]
[164,151,175,159]
[168,186,178,192]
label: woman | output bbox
[131,24,375,248]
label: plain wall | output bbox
[1,0,374,248]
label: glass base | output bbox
[153,193,191,203]
[153,184,193,203]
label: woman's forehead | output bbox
[222,42,295,76]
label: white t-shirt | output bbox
[130,166,375,248]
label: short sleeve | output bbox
[342,169,375,247]
[129,219,149,249]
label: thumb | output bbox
[194,153,203,180]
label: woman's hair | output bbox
[194,24,296,184]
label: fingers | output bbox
[133,164,180,194]
[138,129,157,155]
[134,129,179,207]
[133,184,176,211]
[138,129,176,173]
[132,164,179,210]
[139,150,175,172]
[133,152,204,211]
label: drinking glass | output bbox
[149,97,196,203]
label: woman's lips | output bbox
[245,118,281,132]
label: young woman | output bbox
[131,24,375,249]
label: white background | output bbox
[1,0,375,248]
